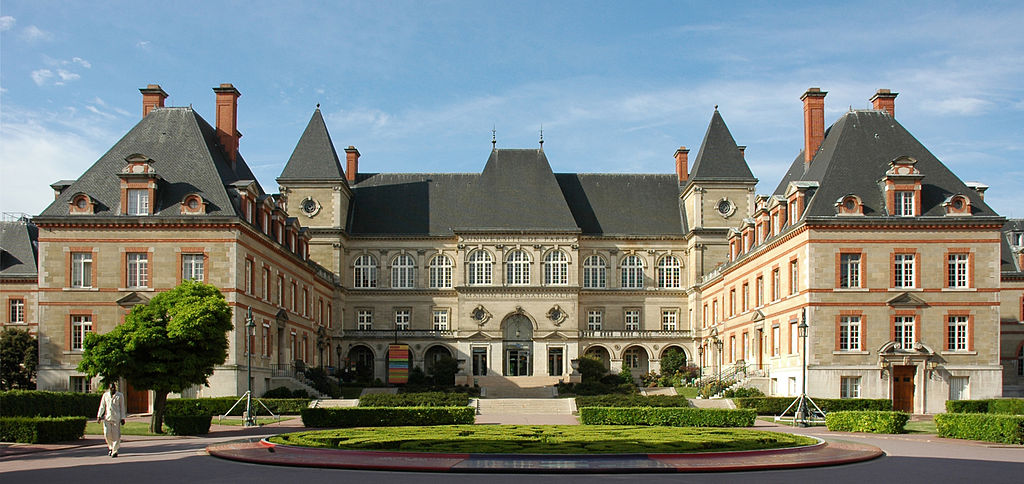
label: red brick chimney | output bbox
[345,146,360,182]
[674,146,689,183]
[801,87,827,167]
[140,84,168,117]
[213,83,242,163]
[737,145,746,158]
[870,89,898,117]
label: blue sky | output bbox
[2,1,1022,217]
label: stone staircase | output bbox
[311,399,359,408]
[475,398,575,415]
[475,375,563,398]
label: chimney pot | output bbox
[213,84,242,164]
[345,146,360,182]
[801,87,828,168]
[139,84,168,117]
[674,146,690,183]
[870,88,898,117]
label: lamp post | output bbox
[795,309,810,427]
[697,345,705,381]
[713,337,723,385]
[316,325,327,369]
[336,344,342,377]
[244,307,256,427]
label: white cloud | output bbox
[72,57,91,68]
[921,97,992,116]
[21,25,52,42]
[55,69,80,83]
[136,40,151,49]
[30,69,53,86]
[0,16,14,31]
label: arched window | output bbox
[620,255,644,289]
[543,250,569,285]
[583,255,607,289]
[467,250,493,285]
[657,255,682,288]
[353,255,377,288]
[506,250,531,285]
[428,254,453,288]
[391,254,415,288]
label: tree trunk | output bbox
[150,390,169,434]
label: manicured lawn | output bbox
[904,419,936,434]
[269,425,817,454]
[85,421,159,436]
[675,386,700,398]
[213,416,299,426]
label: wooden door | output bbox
[125,381,149,414]
[892,365,916,413]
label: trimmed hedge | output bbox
[733,397,891,414]
[164,397,312,416]
[824,411,909,434]
[575,395,693,408]
[579,407,756,427]
[300,406,475,428]
[935,413,1024,444]
[358,392,470,407]
[945,399,1024,415]
[164,415,213,435]
[0,390,102,418]
[0,417,87,443]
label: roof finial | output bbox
[539,124,544,149]
[714,104,719,111]
[316,103,321,109]
[491,125,496,149]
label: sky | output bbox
[2,1,1022,218]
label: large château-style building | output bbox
[3,82,1023,413]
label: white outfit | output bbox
[97,390,126,454]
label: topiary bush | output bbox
[579,407,756,427]
[164,397,311,417]
[164,415,212,435]
[575,395,693,408]
[945,400,990,413]
[0,416,87,443]
[935,413,1024,444]
[733,397,891,414]
[358,392,470,407]
[0,390,102,418]
[825,411,909,434]
[300,406,475,428]
[945,399,1024,415]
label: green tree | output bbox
[77,281,233,433]
[0,327,38,390]
[660,348,689,375]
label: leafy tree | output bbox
[0,328,38,390]
[660,348,689,375]
[578,355,608,382]
[427,355,459,386]
[77,281,232,433]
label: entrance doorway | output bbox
[892,365,916,412]
[548,348,564,376]
[502,311,534,376]
[506,349,530,376]
[125,381,148,414]
[472,347,488,376]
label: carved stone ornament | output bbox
[471,305,492,326]
[547,305,568,326]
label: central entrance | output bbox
[502,311,533,376]
[892,365,916,412]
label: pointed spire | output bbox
[491,125,496,150]
[539,125,544,149]
[277,109,346,182]
[687,109,757,183]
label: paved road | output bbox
[2,419,1022,483]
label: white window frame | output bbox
[623,347,643,369]
[71,315,92,351]
[543,250,569,286]
[790,259,799,295]
[839,316,861,351]
[949,376,969,400]
[948,316,969,351]
[71,252,92,288]
[661,309,678,331]
[390,254,415,289]
[467,250,492,286]
[428,254,453,289]
[894,254,916,288]
[394,309,411,330]
[582,255,607,289]
[657,256,681,288]
[506,250,531,286]
[356,310,373,330]
[182,254,204,282]
[772,326,780,356]
[587,310,603,331]
[894,190,915,216]
[624,309,641,331]
[9,298,25,323]
[947,253,969,288]
[70,375,92,393]
[840,376,861,398]
[894,316,915,349]
[432,309,449,331]
[353,255,378,288]
[839,253,861,288]
[127,188,149,215]
[620,255,644,289]
[127,252,148,288]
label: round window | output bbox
[952,198,963,210]
[187,198,199,209]
[717,200,732,216]
[75,197,87,209]
[844,199,856,211]
[301,198,318,216]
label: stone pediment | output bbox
[886,292,928,308]
[116,292,150,308]
[464,331,497,341]
[536,331,571,340]
[750,309,765,322]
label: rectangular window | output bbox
[729,335,736,362]
[290,282,297,312]
[772,325,780,356]
[840,376,861,398]
[356,310,373,330]
[262,268,270,300]
[772,269,780,301]
[788,200,798,224]
[894,254,915,288]
[587,310,603,331]
[624,309,640,331]
[702,304,708,328]
[895,190,915,216]
[244,259,253,294]
[432,309,449,330]
[894,316,916,349]
[839,316,861,351]
[71,315,92,351]
[839,253,861,288]
[712,300,718,324]
[71,252,92,288]
[947,253,969,288]
[948,316,969,351]
[661,310,678,331]
[9,298,25,323]
[127,188,149,215]
[70,376,91,393]
[182,254,204,282]
[395,309,411,330]
[949,376,969,401]
[277,275,284,306]
[729,289,736,317]
[789,259,799,295]
[790,321,799,354]
[127,252,148,288]
[262,324,270,356]
[756,276,764,307]
[742,283,750,312]
[302,288,309,316]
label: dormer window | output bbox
[180,193,207,215]
[127,189,149,215]
[942,194,972,216]
[894,191,914,216]
[883,156,923,217]
[118,153,160,216]
[68,193,96,215]
[1012,232,1024,248]
[835,195,864,216]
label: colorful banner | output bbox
[388,344,409,384]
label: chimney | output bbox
[737,145,746,158]
[801,87,828,167]
[870,89,898,117]
[345,146,360,182]
[140,84,168,117]
[674,147,689,183]
[213,83,242,163]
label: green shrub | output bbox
[733,397,891,414]
[261,387,295,399]
[579,407,755,427]
[575,395,692,408]
[825,411,909,433]
[935,413,1024,444]
[556,381,638,396]
[723,387,764,398]
[945,400,990,413]
[0,416,87,443]
[164,397,311,417]
[577,356,607,382]
[358,392,470,407]
[945,399,1024,415]
[398,385,481,396]
[164,415,212,435]
[300,406,475,428]
[0,390,102,418]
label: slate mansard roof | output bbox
[773,110,999,220]
[0,220,38,280]
[344,149,688,237]
[39,107,262,218]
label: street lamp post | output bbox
[336,344,342,378]
[697,345,705,381]
[713,338,723,386]
[795,309,811,427]
[245,308,256,427]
